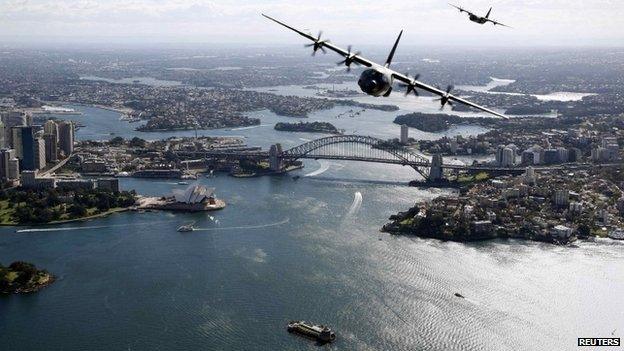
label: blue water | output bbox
[2,104,623,350]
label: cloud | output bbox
[0,0,623,46]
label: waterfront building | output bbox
[551,225,573,240]
[56,179,96,191]
[400,124,409,144]
[58,121,75,156]
[20,169,56,189]
[81,159,109,173]
[97,178,120,192]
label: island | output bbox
[393,112,498,133]
[274,121,340,134]
[1,262,55,294]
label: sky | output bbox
[0,0,623,47]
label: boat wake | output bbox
[345,191,363,217]
[194,218,290,231]
[304,160,341,177]
[15,220,176,233]
[230,124,270,131]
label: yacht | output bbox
[177,223,195,232]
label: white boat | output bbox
[177,181,189,185]
[177,223,195,232]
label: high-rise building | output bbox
[8,158,19,180]
[554,189,570,207]
[400,124,409,144]
[58,121,75,157]
[524,166,536,185]
[14,126,36,171]
[0,148,15,180]
[43,133,58,163]
[543,149,559,165]
[43,120,59,142]
[501,147,515,167]
[34,137,46,170]
[0,121,5,149]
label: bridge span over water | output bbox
[176,135,562,180]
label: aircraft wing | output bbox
[486,18,511,28]
[263,13,507,119]
[262,14,373,68]
[392,72,508,119]
[449,3,475,16]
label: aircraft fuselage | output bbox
[469,14,488,24]
[357,68,393,97]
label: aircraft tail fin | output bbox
[384,30,403,68]
[485,7,492,18]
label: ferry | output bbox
[287,321,336,343]
[177,223,195,232]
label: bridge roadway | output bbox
[174,149,601,173]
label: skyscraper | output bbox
[14,126,35,171]
[400,124,409,144]
[43,120,59,142]
[58,121,75,157]
[43,133,58,163]
[34,137,46,170]
[0,148,14,180]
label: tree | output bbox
[129,137,146,148]
[109,136,125,146]
[69,204,87,217]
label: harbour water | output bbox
[1,103,623,350]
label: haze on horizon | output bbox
[0,0,623,48]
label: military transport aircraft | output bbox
[262,14,507,119]
[449,4,511,27]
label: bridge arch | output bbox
[281,135,430,178]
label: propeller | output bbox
[434,85,454,109]
[398,73,422,96]
[304,31,329,56]
[337,45,361,72]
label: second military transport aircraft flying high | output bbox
[449,4,511,28]
[262,14,508,119]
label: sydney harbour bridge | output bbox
[175,134,531,180]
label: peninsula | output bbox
[1,262,55,294]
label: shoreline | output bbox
[2,207,132,228]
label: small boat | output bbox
[287,321,336,343]
[454,293,465,299]
[177,223,195,232]
[177,181,189,185]
[292,175,300,181]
